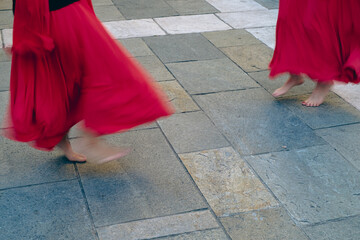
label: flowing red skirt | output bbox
[269,0,360,83]
[3,0,173,150]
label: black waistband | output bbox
[49,0,80,11]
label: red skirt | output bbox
[3,0,173,150]
[269,0,360,83]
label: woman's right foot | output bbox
[272,75,304,97]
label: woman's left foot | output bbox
[58,135,87,162]
[302,81,333,107]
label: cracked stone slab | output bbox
[221,207,308,240]
[202,29,262,48]
[155,14,231,35]
[246,26,276,49]
[136,55,174,81]
[179,147,278,217]
[245,145,360,225]
[166,58,259,94]
[97,210,219,240]
[165,0,219,15]
[118,38,154,57]
[206,0,267,12]
[193,89,326,155]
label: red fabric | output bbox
[3,0,174,150]
[269,0,360,84]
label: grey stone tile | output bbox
[136,55,174,81]
[0,61,10,91]
[144,34,225,63]
[0,136,77,189]
[158,80,200,113]
[0,0,12,10]
[249,70,315,96]
[77,129,207,226]
[279,92,360,129]
[167,58,259,94]
[119,38,154,57]
[0,10,13,29]
[0,49,11,62]
[94,5,125,22]
[113,0,178,19]
[316,123,360,170]
[97,210,219,240]
[304,216,360,240]
[156,228,228,240]
[0,91,9,124]
[245,145,360,224]
[193,89,326,155]
[221,207,309,240]
[254,0,279,9]
[165,0,219,15]
[158,112,229,153]
[221,44,274,72]
[92,0,114,6]
[0,181,95,240]
[202,29,263,48]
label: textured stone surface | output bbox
[217,9,278,29]
[304,216,360,240]
[0,136,76,189]
[0,11,13,29]
[136,55,174,81]
[77,129,206,226]
[221,44,274,72]
[94,5,125,22]
[165,0,219,15]
[0,61,10,91]
[0,91,9,125]
[158,112,229,153]
[332,83,360,112]
[0,181,95,240]
[0,49,10,62]
[245,145,360,224]
[113,0,178,19]
[119,38,154,57]
[246,27,276,49]
[316,123,360,170]
[194,89,325,155]
[279,92,360,129]
[254,0,279,9]
[0,0,12,10]
[156,229,228,240]
[104,19,166,39]
[179,147,278,217]
[221,207,308,240]
[206,0,267,12]
[143,33,225,63]
[2,29,13,48]
[167,58,259,94]
[155,14,231,35]
[159,80,200,113]
[202,29,262,48]
[97,210,219,240]
[92,0,114,6]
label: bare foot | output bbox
[302,81,333,107]
[272,74,304,97]
[58,135,87,162]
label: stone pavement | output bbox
[1,0,360,239]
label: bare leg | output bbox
[302,81,333,107]
[58,134,87,162]
[272,74,304,97]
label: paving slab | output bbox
[104,19,166,39]
[155,228,228,239]
[136,55,174,81]
[0,49,11,62]
[166,58,259,94]
[92,0,114,6]
[254,0,279,10]
[194,89,326,155]
[165,0,219,15]
[2,28,12,48]
[158,80,200,113]
[278,92,360,129]
[94,5,125,22]
[246,26,276,49]
[332,83,360,112]
[113,0,178,19]
[0,91,9,124]
[143,33,225,63]
[304,216,360,240]
[245,145,360,225]
[0,136,76,189]
[0,10,13,29]
[179,147,278,217]
[158,112,229,153]
[206,0,267,12]
[77,129,207,227]
[0,180,95,240]
[0,61,10,91]
[155,14,231,35]
[97,210,219,240]
[119,38,154,57]
[221,44,274,72]
[316,123,360,170]
[202,29,263,48]
[221,207,309,240]
[0,0,12,10]
[217,9,278,29]
[249,70,315,96]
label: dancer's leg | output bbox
[272,74,304,97]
